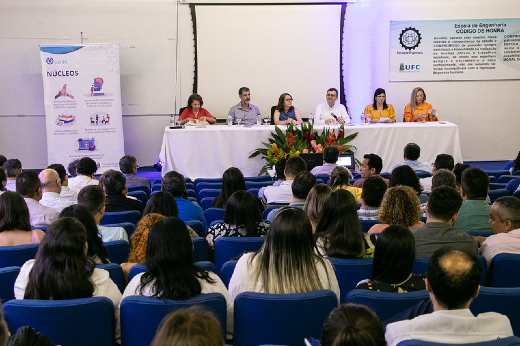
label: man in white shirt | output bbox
[391,143,433,173]
[420,154,454,193]
[16,171,58,228]
[47,163,78,203]
[262,156,307,205]
[38,169,76,213]
[386,248,513,346]
[313,88,350,125]
[68,157,99,191]
[3,158,22,192]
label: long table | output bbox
[158,122,463,179]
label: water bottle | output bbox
[227,114,233,126]
[256,113,262,126]
[360,112,365,124]
[169,115,175,127]
[308,112,314,123]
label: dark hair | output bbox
[315,189,364,258]
[495,196,520,229]
[212,167,246,209]
[76,157,98,176]
[47,163,67,183]
[372,88,388,110]
[0,309,7,346]
[389,165,423,194]
[187,93,203,108]
[321,303,385,346]
[327,88,338,97]
[139,217,215,299]
[0,168,6,191]
[427,186,463,222]
[292,171,317,200]
[362,176,387,208]
[434,154,455,171]
[432,169,456,190]
[403,143,421,161]
[323,146,340,164]
[143,191,179,217]
[16,171,41,197]
[0,191,32,232]
[275,93,294,112]
[119,155,137,174]
[329,166,351,189]
[0,155,6,167]
[363,154,383,175]
[284,156,307,178]
[24,217,96,300]
[59,205,109,264]
[238,87,250,96]
[461,167,489,199]
[453,163,471,186]
[304,184,332,227]
[223,191,263,237]
[512,151,520,173]
[102,170,126,195]
[427,248,481,309]
[371,225,415,284]
[77,185,105,214]
[275,158,287,180]
[161,171,186,198]
[67,159,80,177]
[3,159,21,178]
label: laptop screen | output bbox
[337,154,355,170]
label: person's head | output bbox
[512,150,520,172]
[321,303,385,346]
[162,171,186,198]
[410,87,426,113]
[323,146,340,164]
[67,159,80,178]
[489,196,520,234]
[77,185,106,223]
[372,88,388,110]
[427,248,481,310]
[431,169,456,190]
[48,163,68,186]
[76,157,98,177]
[284,156,306,180]
[128,213,165,264]
[102,170,126,195]
[0,191,32,233]
[38,169,61,194]
[16,170,42,200]
[119,155,138,174]
[426,187,462,224]
[292,171,316,200]
[304,184,332,228]
[238,87,251,106]
[224,191,263,237]
[403,143,421,161]
[24,217,95,300]
[328,166,351,189]
[361,176,387,208]
[389,165,423,195]
[59,205,109,264]
[0,155,6,167]
[219,167,246,206]
[276,93,294,112]
[3,159,22,178]
[379,186,422,228]
[150,306,224,346]
[460,167,489,200]
[143,191,179,217]
[0,168,6,191]
[360,154,383,179]
[326,88,339,107]
[275,158,287,181]
[187,93,203,113]
[371,225,416,284]
[433,154,454,171]
[453,163,471,191]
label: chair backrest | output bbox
[214,237,266,275]
[103,222,136,239]
[396,336,520,345]
[100,210,141,225]
[414,170,432,178]
[244,175,273,182]
[195,182,222,194]
[120,293,227,346]
[326,257,373,302]
[205,208,226,226]
[2,297,115,346]
[270,106,276,125]
[412,255,487,285]
[96,263,124,293]
[0,243,39,268]
[128,261,216,283]
[264,205,283,219]
[489,176,497,183]
[193,177,222,186]
[128,190,149,204]
[490,183,508,190]
[200,196,215,211]
[487,253,520,287]
[360,219,380,233]
[0,266,20,302]
[104,240,130,264]
[127,184,150,196]
[186,188,197,199]
[185,220,205,237]
[246,181,275,189]
[346,289,430,322]
[316,174,331,185]
[380,172,391,179]
[247,188,261,198]
[488,189,511,204]
[192,237,210,262]
[197,188,221,202]
[220,260,237,288]
[484,170,511,180]
[234,290,338,346]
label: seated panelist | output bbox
[364,88,396,123]
[273,93,303,125]
[179,93,216,125]
[314,88,350,125]
[404,87,438,122]
[228,87,261,126]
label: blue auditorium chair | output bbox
[487,253,520,287]
[214,237,265,275]
[244,175,273,182]
[128,261,216,283]
[246,181,275,190]
[96,263,125,293]
[200,196,216,211]
[192,237,210,262]
[484,170,510,180]
[100,210,141,226]
[488,189,511,203]
[197,189,221,203]
[220,260,238,288]
[104,240,130,264]
[0,266,20,302]
[360,219,380,233]
[205,208,226,226]
[195,182,222,194]
[498,175,520,184]
[326,257,373,302]
[470,287,520,336]
[127,184,150,196]
[396,336,520,345]
[103,222,136,239]
[0,243,39,268]
[185,220,205,237]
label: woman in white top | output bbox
[228,207,340,303]
[122,217,233,337]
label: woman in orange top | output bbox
[179,93,217,125]
[404,87,438,122]
[364,88,396,123]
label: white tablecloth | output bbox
[158,122,463,179]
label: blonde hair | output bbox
[304,184,332,228]
[128,213,165,263]
[328,166,351,189]
[410,87,426,115]
[378,186,421,228]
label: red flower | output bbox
[302,131,309,141]
[309,133,315,141]
[339,130,344,138]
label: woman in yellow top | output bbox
[328,166,362,203]
[364,88,396,123]
[404,87,438,122]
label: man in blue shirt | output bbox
[391,143,432,173]
[227,87,261,126]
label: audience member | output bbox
[353,153,389,188]
[68,157,99,191]
[119,155,151,190]
[103,170,144,214]
[228,87,262,126]
[328,166,362,202]
[77,185,128,242]
[313,88,350,125]
[3,158,22,191]
[310,145,349,177]
[391,143,432,173]
[0,191,44,245]
[315,189,375,258]
[228,207,340,302]
[420,154,455,192]
[368,186,423,234]
[67,159,80,178]
[0,168,6,194]
[480,196,520,267]
[162,171,207,230]
[143,191,177,216]
[385,248,513,345]
[258,158,286,198]
[357,225,426,292]
[358,176,387,221]
[452,163,471,192]
[453,167,492,234]
[508,150,520,174]
[304,184,332,232]
[411,186,477,257]
[262,156,306,204]
[0,155,6,167]
[16,171,58,228]
[211,167,246,209]
[48,163,78,202]
[389,165,428,214]
[431,168,456,190]
[38,168,75,212]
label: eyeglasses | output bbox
[376,95,386,99]
[285,98,293,102]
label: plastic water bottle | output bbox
[169,115,175,127]
[227,114,233,126]
[360,112,365,124]
[308,112,314,123]
[256,113,262,126]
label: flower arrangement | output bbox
[249,122,358,176]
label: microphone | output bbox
[331,113,338,121]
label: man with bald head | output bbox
[386,248,513,345]
[38,168,75,212]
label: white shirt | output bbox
[385,309,513,346]
[314,102,350,125]
[98,225,129,243]
[60,185,79,203]
[40,192,76,213]
[262,180,293,204]
[68,175,99,191]
[24,197,59,228]
[481,229,520,267]
[5,180,16,192]
[420,176,433,193]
